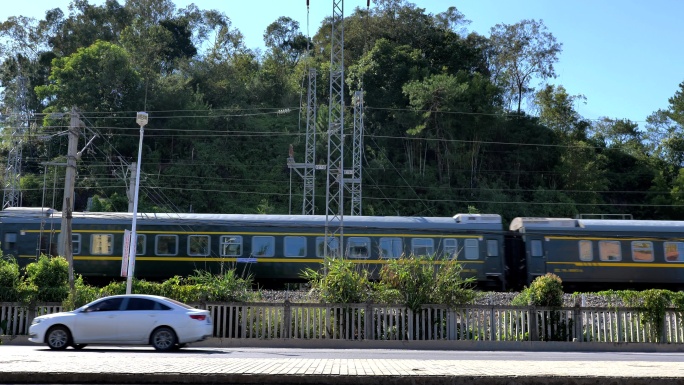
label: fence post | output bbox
[573,304,581,342]
[283,300,291,339]
[490,306,495,341]
[364,301,372,341]
[529,306,538,341]
[447,308,456,340]
[661,311,668,344]
[27,302,36,335]
[616,309,622,343]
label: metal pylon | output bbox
[287,67,317,215]
[348,90,363,216]
[3,76,29,209]
[324,0,345,258]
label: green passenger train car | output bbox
[509,217,684,290]
[0,208,508,289]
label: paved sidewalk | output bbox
[2,343,684,384]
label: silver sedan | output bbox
[28,294,212,351]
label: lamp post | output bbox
[126,112,148,294]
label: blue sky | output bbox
[3,0,683,126]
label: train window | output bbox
[91,234,113,255]
[442,239,458,259]
[347,237,370,259]
[188,235,210,256]
[487,240,498,257]
[599,241,621,261]
[4,233,16,250]
[379,237,403,259]
[136,234,146,255]
[664,242,684,262]
[155,235,178,256]
[220,236,242,257]
[465,238,479,260]
[72,234,81,254]
[530,240,543,257]
[579,240,593,261]
[284,236,306,257]
[252,236,274,257]
[316,237,340,258]
[631,241,654,262]
[411,238,434,257]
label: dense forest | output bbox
[0,0,683,223]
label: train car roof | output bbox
[0,208,503,231]
[510,216,684,233]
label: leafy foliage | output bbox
[23,255,70,303]
[302,258,371,304]
[0,255,21,302]
[304,255,477,311]
[512,273,563,307]
[0,1,682,220]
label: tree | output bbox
[489,19,562,114]
[43,0,131,56]
[263,16,309,67]
[534,84,587,138]
[35,40,141,112]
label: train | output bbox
[2,207,684,291]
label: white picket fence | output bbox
[3,301,683,344]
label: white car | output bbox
[29,294,213,351]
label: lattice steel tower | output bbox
[288,67,317,215]
[3,75,29,209]
[324,0,345,257]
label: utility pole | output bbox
[127,162,137,213]
[58,107,96,292]
[60,107,80,292]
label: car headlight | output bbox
[31,318,43,325]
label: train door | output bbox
[526,236,546,285]
[483,237,505,290]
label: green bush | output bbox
[23,255,69,302]
[375,256,436,312]
[62,275,100,310]
[187,270,256,302]
[374,255,477,312]
[512,273,564,307]
[433,259,478,308]
[302,258,370,304]
[0,255,22,302]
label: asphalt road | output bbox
[2,345,684,384]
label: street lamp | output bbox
[125,112,148,294]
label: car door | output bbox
[117,298,170,343]
[72,297,124,343]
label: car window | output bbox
[88,298,124,312]
[125,298,171,311]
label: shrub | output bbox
[23,255,69,302]
[512,273,564,307]
[187,270,255,302]
[0,255,21,302]
[302,258,370,304]
[62,276,100,310]
[375,256,436,312]
[433,259,478,308]
[374,255,476,312]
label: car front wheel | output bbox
[46,326,71,350]
[151,327,177,352]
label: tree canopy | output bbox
[0,0,682,222]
